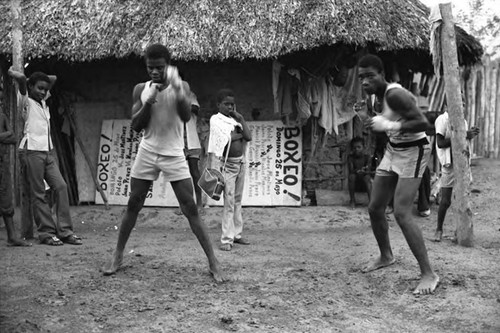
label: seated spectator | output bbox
[347,137,372,209]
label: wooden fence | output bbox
[428,56,500,158]
[466,57,500,158]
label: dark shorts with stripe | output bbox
[376,138,430,179]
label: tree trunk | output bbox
[439,3,473,246]
[11,0,34,239]
[495,68,500,159]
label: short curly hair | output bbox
[28,72,51,87]
[144,43,171,63]
[358,54,385,73]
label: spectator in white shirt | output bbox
[8,67,82,246]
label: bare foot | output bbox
[7,238,32,247]
[362,256,396,273]
[433,230,443,242]
[349,201,356,210]
[209,261,227,283]
[198,207,206,216]
[413,273,440,295]
[174,209,183,216]
[101,251,123,276]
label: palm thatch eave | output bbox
[0,0,483,65]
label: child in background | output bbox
[434,106,479,241]
[347,137,372,209]
[0,86,31,246]
[207,89,252,251]
[8,67,82,246]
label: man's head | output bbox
[27,72,51,102]
[216,89,235,116]
[144,44,171,84]
[358,54,386,95]
[350,137,365,156]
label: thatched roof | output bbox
[0,0,483,64]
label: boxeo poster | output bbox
[96,120,302,206]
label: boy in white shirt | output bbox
[434,107,479,241]
[8,67,82,246]
[207,89,252,251]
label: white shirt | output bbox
[207,113,241,157]
[185,93,201,150]
[435,112,469,167]
[139,81,186,156]
[382,83,426,144]
[18,91,53,151]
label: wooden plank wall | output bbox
[427,56,499,159]
[466,57,499,158]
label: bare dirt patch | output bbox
[1,159,499,333]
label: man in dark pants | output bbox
[8,67,82,246]
[417,111,439,217]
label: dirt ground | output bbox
[1,158,499,333]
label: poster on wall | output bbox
[230,120,302,206]
[95,119,178,206]
[96,120,302,207]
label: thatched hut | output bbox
[0,0,484,205]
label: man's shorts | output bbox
[131,147,191,182]
[439,165,455,188]
[376,141,431,178]
[184,148,202,160]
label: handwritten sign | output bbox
[95,120,178,206]
[96,120,302,206]
[236,121,302,206]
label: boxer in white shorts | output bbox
[358,54,439,295]
[102,44,225,283]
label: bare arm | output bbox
[347,155,355,174]
[7,67,27,95]
[207,152,217,170]
[130,83,152,132]
[386,89,429,133]
[230,111,252,142]
[176,81,192,123]
[436,134,450,149]
[437,127,480,148]
[48,75,57,90]
[0,114,16,144]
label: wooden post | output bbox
[11,0,34,239]
[494,65,500,158]
[483,57,492,157]
[439,3,473,246]
[467,68,477,156]
[488,66,498,157]
[475,68,485,156]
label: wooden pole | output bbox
[468,68,477,156]
[484,57,492,157]
[494,65,500,158]
[439,3,473,246]
[488,66,497,157]
[11,0,35,238]
[475,68,485,156]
